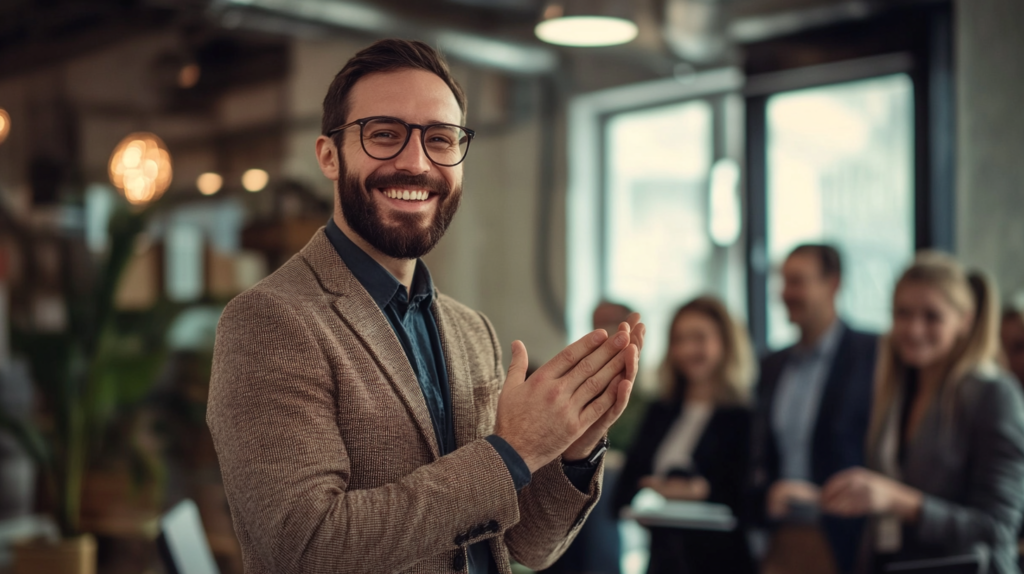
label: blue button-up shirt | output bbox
[772,320,844,481]
[324,219,532,574]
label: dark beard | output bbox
[337,168,461,260]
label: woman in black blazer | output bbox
[821,252,1024,574]
[614,296,756,574]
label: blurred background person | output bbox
[821,252,1024,574]
[750,244,878,574]
[613,296,756,574]
[1000,306,1024,386]
[542,301,633,574]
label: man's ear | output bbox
[316,135,340,180]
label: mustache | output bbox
[364,171,451,197]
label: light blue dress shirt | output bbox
[771,321,844,481]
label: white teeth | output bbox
[382,189,430,201]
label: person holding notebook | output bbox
[614,296,756,574]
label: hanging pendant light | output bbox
[108,132,173,206]
[0,108,10,146]
[535,1,639,47]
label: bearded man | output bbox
[207,39,644,574]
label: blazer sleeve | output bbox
[915,377,1024,550]
[474,313,603,571]
[207,290,522,574]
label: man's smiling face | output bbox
[334,68,464,259]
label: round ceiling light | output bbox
[535,15,638,47]
[108,132,173,206]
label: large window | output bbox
[566,69,744,388]
[763,74,914,348]
[603,100,714,367]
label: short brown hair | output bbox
[789,243,842,280]
[321,39,467,140]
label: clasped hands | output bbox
[494,314,645,473]
[769,469,922,522]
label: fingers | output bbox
[504,340,529,389]
[570,343,633,410]
[579,370,629,428]
[535,329,610,380]
[609,372,633,419]
[624,314,645,349]
[562,329,630,390]
[632,323,646,352]
[622,344,639,384]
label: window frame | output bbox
[566,68,744,345]
[742,4,955,353]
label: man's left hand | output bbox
[562,313,645,462]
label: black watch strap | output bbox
[564,436,609,468]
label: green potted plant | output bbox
[0,203,167,574]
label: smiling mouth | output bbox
[379,188,433,202]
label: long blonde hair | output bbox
[658,296,756,406]
[867,251,1000,448]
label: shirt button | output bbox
[452,551,466,571]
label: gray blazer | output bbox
[866,370,1024,574]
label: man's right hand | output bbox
[493,329,639,473]
[767,479,821,519]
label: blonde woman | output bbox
[613,296,756,574]
[821,252,1024,573]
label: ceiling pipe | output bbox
[211,0,558,74]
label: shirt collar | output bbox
[323,218,435,310]
[794,319,845,360]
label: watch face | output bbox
[586,441,609,465]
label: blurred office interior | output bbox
[0,0,1022,572]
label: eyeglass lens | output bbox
[361,118,470,166]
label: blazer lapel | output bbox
[332,296,441,459]
[811,324,850,474]
[754,350,789,477]
[433,299,476,448]
[301,229,441,460]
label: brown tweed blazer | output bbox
[207,230,603,574]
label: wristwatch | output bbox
[563,436,609,468]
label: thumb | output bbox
[504,340,529,388]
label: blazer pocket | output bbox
[473,377,503,438]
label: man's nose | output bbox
[393,129,431,174]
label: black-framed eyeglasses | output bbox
[327,116,476,167]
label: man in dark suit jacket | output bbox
[750,244,878,574]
